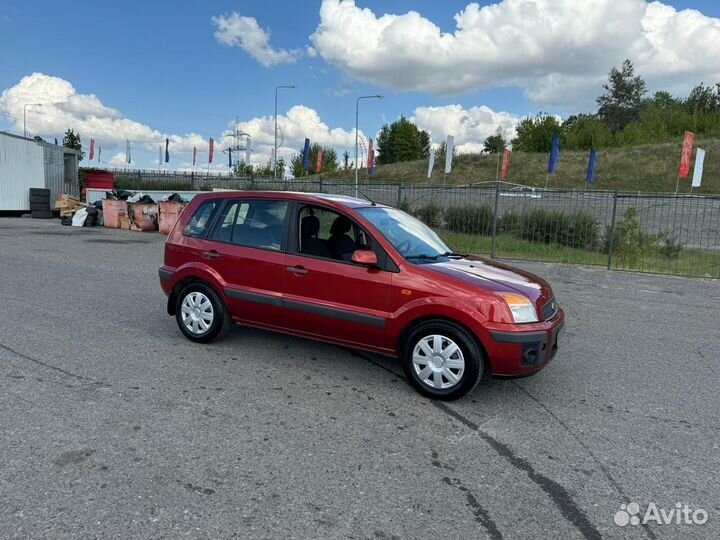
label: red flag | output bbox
[677,130,695,178]
[315,149,324,173]
[208,138,215,164]
[367,139,374,169]
[500,149,510,179]
[88,138,95,161]
[192,146,197,166]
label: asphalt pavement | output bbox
[0,217,718,540]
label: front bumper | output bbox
[483,308,565,376]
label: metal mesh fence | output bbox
[103,168,720,279]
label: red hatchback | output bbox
[160,191,565,400]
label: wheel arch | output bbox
[396,315,492,379]
[167,276,225,316]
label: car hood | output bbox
[423,256,553,308]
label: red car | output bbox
[159,191,565,400]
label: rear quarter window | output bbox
[183,200,221,237]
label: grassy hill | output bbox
[333,138,720,193]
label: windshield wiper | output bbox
[406,251,466,261]
[405,253,439,261]
[440,251,466,258]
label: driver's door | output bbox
[282,204,394,351]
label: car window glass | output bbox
[183,200,220,237]
[229,200,288,251]
[209,201,240,242]
[297,205,368,262]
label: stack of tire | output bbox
[29,188,53,219]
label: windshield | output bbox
[357,206,452,260]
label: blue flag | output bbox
[228,148,233,168]
[302,138,310,170]
[547,132,560,173]
[586,148,597,183]
[165,138,170,163]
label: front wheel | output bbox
[401,320,484,400]
[175,283,232,343]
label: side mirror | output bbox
[351,249,378,266]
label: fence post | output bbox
[491,182,500,258]
[606,189,619,270]
[397,183,403,208]
[319,176,323,193]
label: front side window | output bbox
[210,199,288,251]
[297,205,369,262]
[184,200,220,237]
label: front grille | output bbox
[541,297,558,321]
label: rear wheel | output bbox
[175,283,232,343]
[401,320,484,400]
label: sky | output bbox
[1,0,720,172]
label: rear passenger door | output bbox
[205,198,290,329]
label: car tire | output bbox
[30,202,50,211]
[175,282,232,343]
[31,209,54,219]
[401,320,484,401]
[29,188,51,197]
[29,195,50,204]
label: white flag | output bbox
[445,135,454,174]
[427,150,435,179]
[692,148,705,188]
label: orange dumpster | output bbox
[102,199,128,229]
[159,201,187,235]
[128,203,159,231]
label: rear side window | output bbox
[209,199,288,251]
[183,200,220,237]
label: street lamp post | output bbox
[274,85,296,180]
[355,95,383,197]
[23,103,43,138]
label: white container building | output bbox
[0,132,80,211]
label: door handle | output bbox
[287,265,308,275]
[201,250,221,260]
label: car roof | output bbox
[194,190,386,209]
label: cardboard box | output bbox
[119,216,131,230]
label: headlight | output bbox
[497,292,538,323]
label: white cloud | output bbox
[212,12,302,67]
[108,152,128,168]
[310,0,720,106]
[412,104,519,151]
[0,72,163,145]
[233,105,360,166]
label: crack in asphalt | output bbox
[356,351,602,540]
[431,451,504,540]
[0,342,90,382]
[511,382,657,540]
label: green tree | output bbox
[596,59,647,133]
[290,154,304,177]
[685,83,720,114]
[376,116,430,164]
[561,114,613,150]
[483,130,506,153]
[511,113,562,152]
[290,143,338,176]
[254,160,273,176]
[63,128,83,160]
[342,150,350,171]
[275,157,286,179]
[233,160,254,176]
[434,140,457,167]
